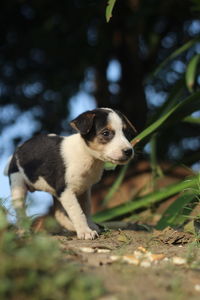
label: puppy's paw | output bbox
[88,222,101,233]
[77,228,99,240]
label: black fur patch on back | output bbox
[16,135,66,197]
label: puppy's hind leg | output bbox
[9,172,27,223]
[8,171,29,236]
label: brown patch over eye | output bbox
[98,128,115,144]
[87,128,115,151]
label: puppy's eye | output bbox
[98,129,114,143]
[101,130,110,137]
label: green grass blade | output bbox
[106,0,117,22]
[131,90,200,145]
[93,175,199,223]
[185,53,200,92]
[102,164,129,207]
[156,192,196,230]
[153,38,200,76]
[183,116,200,125]
[149,133,163,184]
[148,78,184,125]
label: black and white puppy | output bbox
[4,108,136,239]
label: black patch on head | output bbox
[16,135,66,197]
[70,111,96,135]
[72,108,110,144]
[114,110,137,142]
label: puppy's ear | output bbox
[116,110,137,141]
[123,114,137,135]
[70,111,96,135]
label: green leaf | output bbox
[149,133,163,184]
[148,78,184,125]
[106,0,117,23]
[104,162,117,170]
[102,164,129,206]
[153,38,200,76]
[156,192,196,230]
[185,53,200,92]
[183,116,200,125]
[93,175,199,223]
[131,90,200,146]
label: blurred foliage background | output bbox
[0,0,199,161]
[0,1,200,298]
[0,0,200,221]
[0,206,104,300]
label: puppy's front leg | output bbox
[78,190,100,233]
[58,189,99,240]
[53,197,75,231]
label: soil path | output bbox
[54,228,200,300]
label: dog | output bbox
[4,108,136,239]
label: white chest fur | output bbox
[61,134,104,195]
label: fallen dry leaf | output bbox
[150,254,165,261]
[120,247,166,267]
[153,227,193,245]
[123,255,139,265]
[137,246,147,253]
[117,232,130,243]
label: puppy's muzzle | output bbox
[113,147,134,164]
[122,148,133,159]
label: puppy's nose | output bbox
[123,148,133,158]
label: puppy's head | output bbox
[70,108,137,164]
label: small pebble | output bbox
[79,247,95,253]
[140,260,151,268]
[97,248,111,253]
[172,256,186,265]
[194,284,200,292]
[110,255,120,261]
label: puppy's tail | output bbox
[3,155,12,176]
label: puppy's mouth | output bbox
[106,157,130,165]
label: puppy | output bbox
[4,108,136,239]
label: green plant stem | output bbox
[93,175,199,223]
[102,164,129,207]
[183,116,200,125]
[153,37,200,76]
[130,90,200,146]
[150,134,163,188]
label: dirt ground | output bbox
[53,225,200,300]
